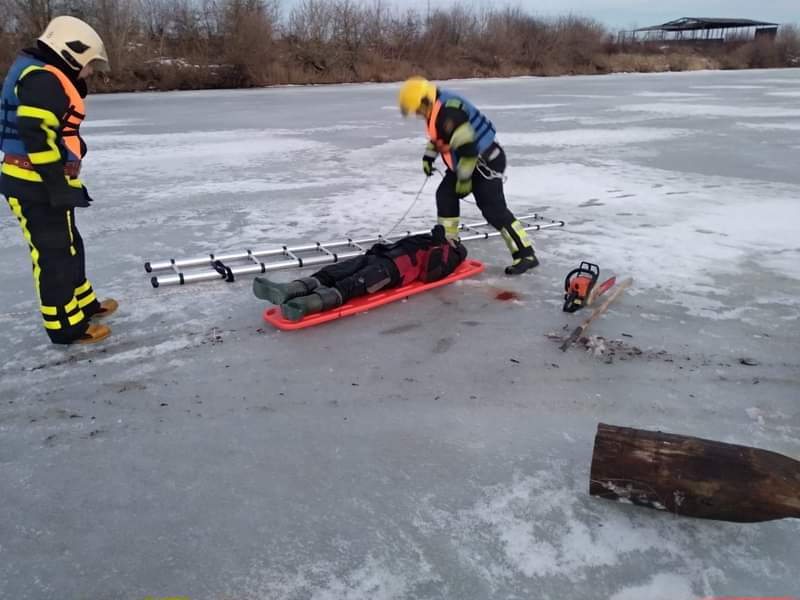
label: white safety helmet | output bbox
[38,16,110,73]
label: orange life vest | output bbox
[42,64,85,160]
[427,99,454,170]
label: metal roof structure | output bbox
[635,17,779,33]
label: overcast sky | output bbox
[305,0,798,30]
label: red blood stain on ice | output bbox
[495,290,520,301]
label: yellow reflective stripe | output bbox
[66,210,76,256]
[20,64,44,78]
[16,105,59,126]
[511,220,533,250]
[67,310,85,326]
[2,162,42,181]
[43,299,85,329]
[77,291,96,308]
[28,148,62,165]
[65,297,79,314]
[501,227,518,254]
[14,65,45,98]
[75,281,92,295]
[7,197,42,300]
[449,122,476,150]
[1,163,79,187]
[18,105,62,167]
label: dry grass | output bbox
[0,1,796,92]
[602,52,719,73]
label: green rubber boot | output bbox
[253,276,318,305]
[280,287,343,321]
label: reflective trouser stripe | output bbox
[63,297,77,313]
[501,220,534,256]
[511,220,533,250]
[77,290,96,308]
[67,309,84,326]
[7,196,87,332]
[42,304,84,330]
[66,209,76,256]
[75,279,96,307]
[7,197,41,299]
[500,227,518,254]
[43,317,62,330]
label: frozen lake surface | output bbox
[1,68,799,599]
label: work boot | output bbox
[73,323,111,345]
[253,276,318,305]
[280,287,342,322]
[500,221,538,276]
[90,298,118,320]
[505,253,540,276]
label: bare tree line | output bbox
[0,0,798,91]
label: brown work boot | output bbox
[74,323,111,345]
[91,298,118,320]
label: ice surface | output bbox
[619,102,800,118]
[1,69,799,599]
[609,574,695,600]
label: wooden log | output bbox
[590,423,800,522]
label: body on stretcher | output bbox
[263,259,485,331]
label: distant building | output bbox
[619,17,779,46]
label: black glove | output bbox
[83,186,94,205]
[422,155,434,177]
[49,187,90,209]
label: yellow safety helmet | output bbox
[398,77,436,117]
[39,16,110,73]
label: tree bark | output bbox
[590,423,800,522]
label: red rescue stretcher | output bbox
[263,259,485,331]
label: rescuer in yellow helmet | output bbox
[398,76,538,275]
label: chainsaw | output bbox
[563,261,616,312]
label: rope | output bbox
[355,160,503,240]
[382,175,431,237]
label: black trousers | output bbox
[313,255,400,303]
[436,144,533,258]
[5,193,100,343]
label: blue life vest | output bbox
[436,89,496,159]
[0,54,49,156]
